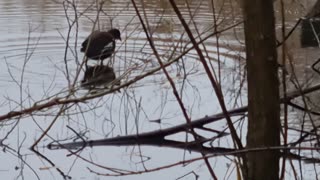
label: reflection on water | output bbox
[0,0,320,179]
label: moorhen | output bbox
[81,29,121,66]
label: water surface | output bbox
[0,0,319,179]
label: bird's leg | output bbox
[107,56,113,67]
[100,59,104,66]
[85,57,89,70]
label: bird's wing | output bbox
[102,40,115,53]
[81,31,101,52]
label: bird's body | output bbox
[81,65,120,89]
[81,29,121,66]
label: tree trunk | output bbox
[242,0,280,180]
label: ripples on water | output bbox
[0,0,242,161]
[0,0,246,178]
[0,0,243,92]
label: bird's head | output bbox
[108,29,121,41]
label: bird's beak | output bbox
[119,37,122,41]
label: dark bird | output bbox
[81,65,120,89]
[81,29,121,66]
